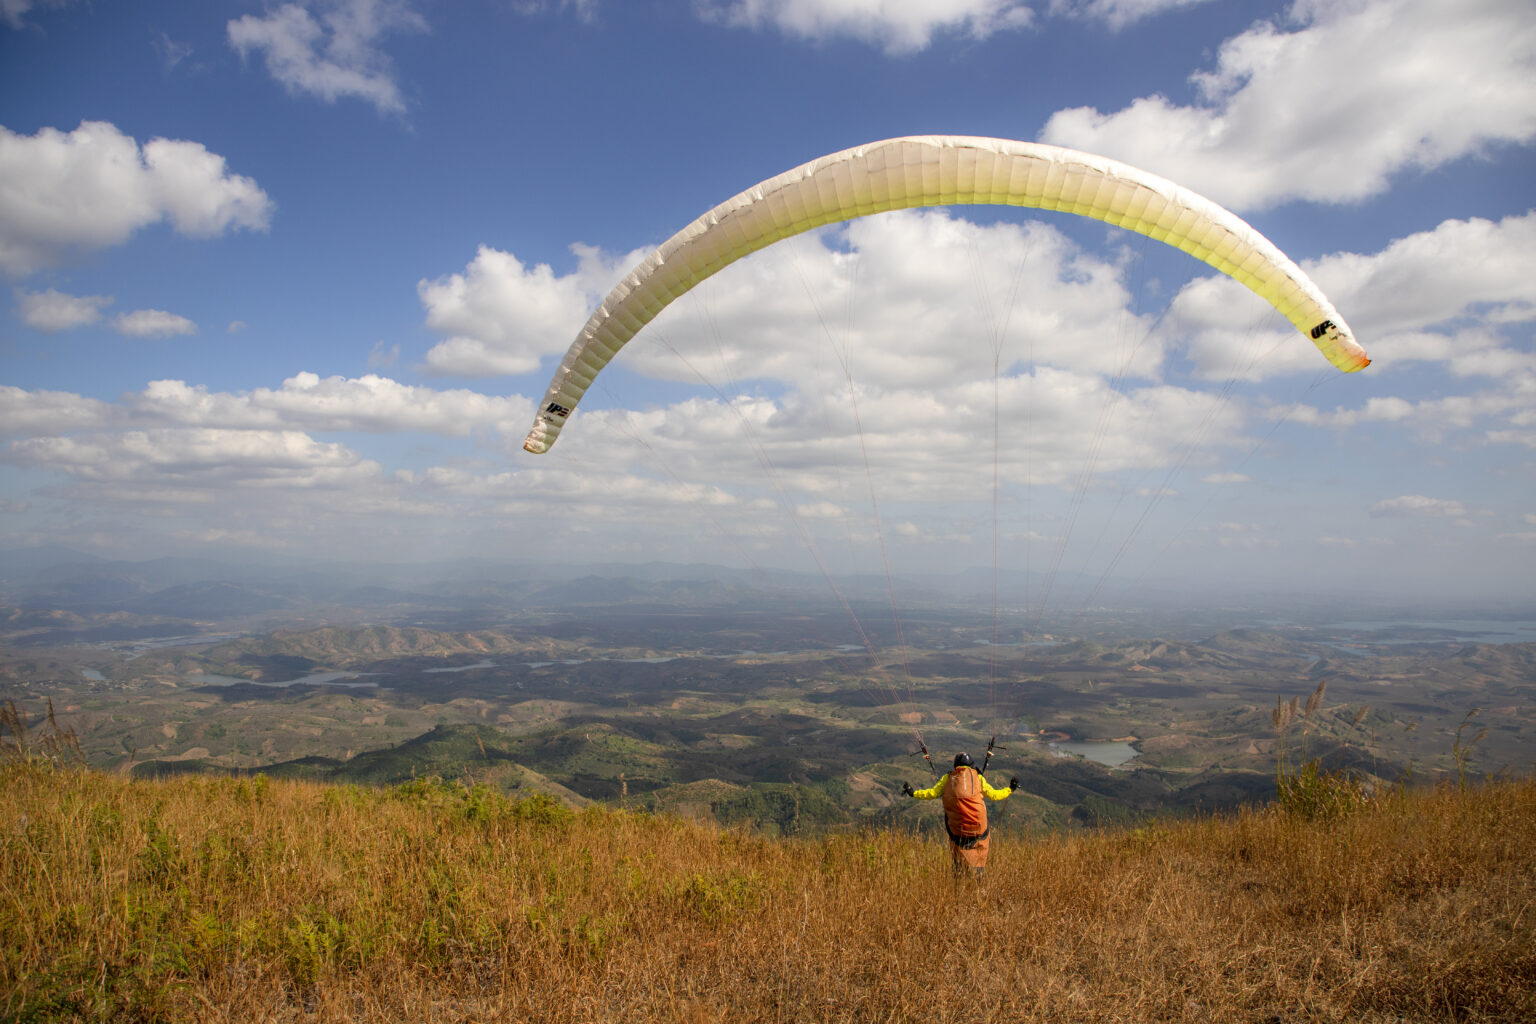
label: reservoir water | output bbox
[189,671,376,689]
[1047,740,1140,768]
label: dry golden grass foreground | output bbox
[4,765,1533,1024]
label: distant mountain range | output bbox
[4,545,1529,641]
[0,545,1041,626]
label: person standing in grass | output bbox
[903,752,1018,883]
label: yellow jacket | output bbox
[911,771,1012,801]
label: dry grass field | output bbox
[4,761,1533,1023]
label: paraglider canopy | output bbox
[523,135,1367,455]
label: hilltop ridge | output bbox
[5,764,1532,1022]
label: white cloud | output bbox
[621,212,1164,392]
[368,341,399,368]
[690,0,1222,51]
[1307,212,1536,341]
[228,0,427,115]
[511,0,598,22]
[1368,495,1470,519]
[1048,0,1217,31]
[0,375,532,444]
[1,0,73,29]
[408,465,744,526]
[559,359,1238,502]
[8,428,378,488]
[114,309,197,338]
[143,138,272,238]
[128,374,530,437]
[0,385,112,438]
[428,209,1242,509]
[693,0,1034,54]
[418,244,618,377]
[1290,384,1536,449]
[1041,0,1536,209]
[15,288,111,331]
[153,32,195,73]
[1201,472,1250,484]
[1164,212,1536,380]
[794,501,846,520]
[1485,429,1536,449]
[16,289,202,338]
[0,121,272,277]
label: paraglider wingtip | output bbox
[523,436,549,455]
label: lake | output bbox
[188,670,376,689]
[1047,740,1140,768]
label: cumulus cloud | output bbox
[128,373,531,436]
[1306,213,1536,345]
[0,121,272,277]
[557,363,1233,505]
[618,212,1163,392]
[1,375,531,444]
[7,428,377,488]
[114,309,197,338]
[228,0,427,115]
[15,288,111,331]
[423,209,1242,506]
[1191,211,1536,457]
[1041,0,1536,209]
[15,288,202,338]
[693,0,1034,54]
[8,196,1520,579]
[0,205,1235,568]
[1368,495,1470,519]
[1290,384,1536,449]
[418,244,619,377]
[1164,212,1536,381]
[0,385,112,438]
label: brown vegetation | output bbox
[4,763,1533,1023]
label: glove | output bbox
[1009,776,1019,791]
[901,781,914,797]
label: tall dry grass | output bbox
[4,765,1533,1023]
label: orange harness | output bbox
[941,766,988,844]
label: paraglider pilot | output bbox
[903,753,1018,883]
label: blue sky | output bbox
[2,0,1534,610]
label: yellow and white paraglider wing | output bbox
[523,135,1368,454]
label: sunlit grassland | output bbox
[4,765,1533,1023]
